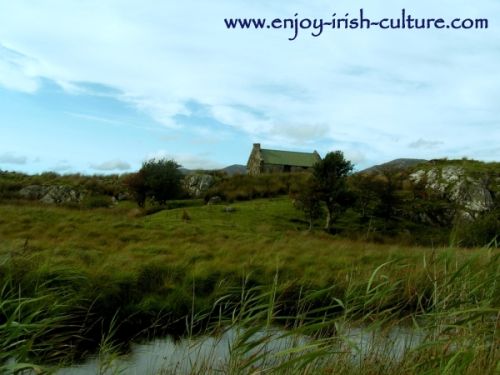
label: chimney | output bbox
[253,143,261,151]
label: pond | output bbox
[53,324,425,374]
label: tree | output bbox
[125,158,183,206]
[142,158,183,205]
[373,166,402,220]
[123,170,147,207]
[313,151,354,231]
[350,173,384,220]
[290,177,323,231]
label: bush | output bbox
[313,151,354,230]
[0,181,22,200]
[451,211,500,247]
[0,170,130,204]
[81,195,113,209]
[290,176,323,230]
[205,173,309,203]
[125,158,183,206]
[124,171,147,207]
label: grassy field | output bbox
[0,198,498,373]
[0,197,477,282]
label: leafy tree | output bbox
[125,158,183,206]
[349,173,384,220]
[290,177,323,231]
[373,167,402,220]
[123,171,147,207]
[313,151,354,231]
[142,159,183,205]
[451,211,500,248]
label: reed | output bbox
[0,197,497,373]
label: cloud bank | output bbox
[0,152,28,165]
[91,160,131,171]
[0,0,499,170]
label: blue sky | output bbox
[0,0,499,174]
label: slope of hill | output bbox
[180,164,246,175]
[220,164,247,175]
[359,158,428,174]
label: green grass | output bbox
[0,197,498,373]
[0,197,495,298]
[204,172,309,202]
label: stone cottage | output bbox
[247,144,321,175]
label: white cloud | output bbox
[409,139,444,149]
[0,45,39,92]
[0,0,499,163]
[90,159,131,171]
[65,112,122,126]
[146,150,223,170]
[0,152,27,165]
[52,162,72,172]
[343,150,367,167]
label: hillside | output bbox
[179,164,247,176]
[220,164,247,175]
[1,158,498,248]
[359,158,428,174]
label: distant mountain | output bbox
[359,158,428,174]
[221,164,247,175]
[180,164,247,176]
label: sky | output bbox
[0,0,499,174]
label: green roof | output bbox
[261,149,320,167]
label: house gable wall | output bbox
[247,143,263,175]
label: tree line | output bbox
[124,153,499,247]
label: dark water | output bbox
[52,325,424,375]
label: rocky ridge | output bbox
[182,174,215,198]
[19,185,85,204]
[409,164,497,221]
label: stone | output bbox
[116,192,131,201]
[207,196,222,205]
[409,166,495,221]
[223,206,236,213]
[19,185,49,200]
[183,174,215,198]
[409,170,425,184]
[19,184,84,204]
[442,166,462,183]
[39,185,84,205]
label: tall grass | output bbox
[1,248,498,374]
[0,272,89,373]
[204,173,309,202]
[0,198,498,373]
[153,250,498,374]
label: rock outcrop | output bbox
[19,185,84,205]
[18,185,48,200]
[409,166,495,221]
[183,174,214,198]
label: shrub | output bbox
[205,173,309,203]
[0,180,22,200]
[181,209,191,222]
[123,171,147,207]
[81,195,113,209]
[290,176,323,230]
[313,151,354,230]
[125,158,183,206]
[451,211,500,247]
